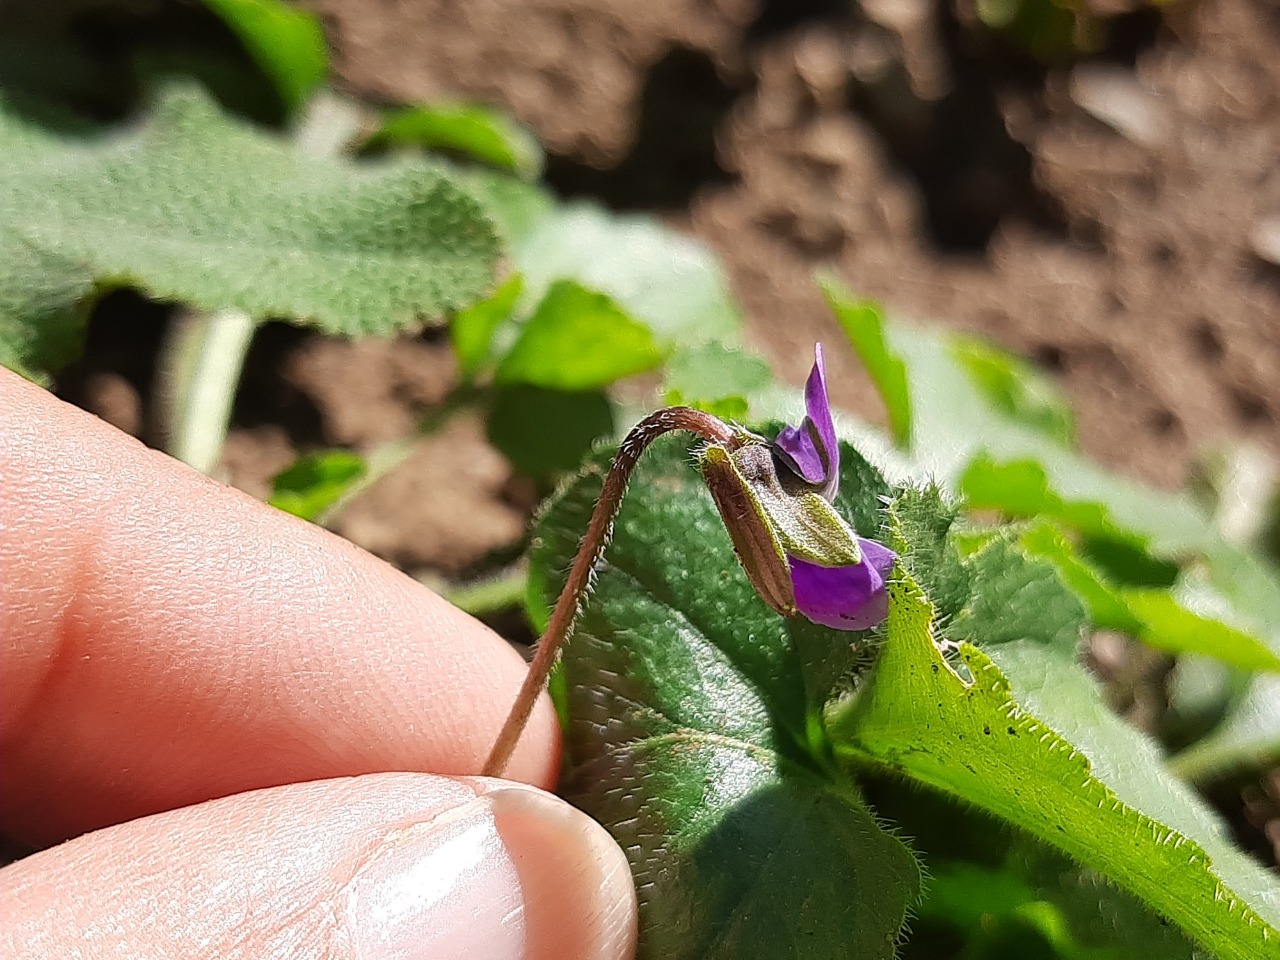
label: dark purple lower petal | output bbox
[789,537,896,631]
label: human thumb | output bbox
[1,772,637,960]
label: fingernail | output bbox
[342,787,636,960]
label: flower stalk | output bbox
[483,405,739,777]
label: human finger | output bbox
[1,772,637,960]
[0,371,557,845]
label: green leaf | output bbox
[203,0,328,112]
[1120,587,1280,672]
[1016,520,1145,633]
[918,859,1197,960]
[0,86,501,375]
[886,322,1216,558]
[873,779,1198,960]
[531,436,918,959]
[0,240,91,379]
[661,342,771,420]
[820,278,912,448]
[269,450,365,521]
[456,169,555,249]
[889,317,1280,650]
[923,834,1205,960]
[832,551,1280,959]
[1018,521,1280,671]
[960,455,1134,544]
[369,103,542,179]
[495,280,664,390]
[513,204,741,346]
[451,273,522,379]
[949,334,1075,447]
[487,385,613,477]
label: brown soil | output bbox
[63,0,1280,571]
[297,0,1275,558]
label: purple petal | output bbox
[774,343,840,500]
[789,537,897,631]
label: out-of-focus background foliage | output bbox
[2,0,1278,937]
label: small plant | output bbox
[500,346,1280,959]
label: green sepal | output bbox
[700,443,795,617]
[726,442,862,566]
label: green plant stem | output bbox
[157,308,258,475]
[294,90,365,158]
[483,406,740,777]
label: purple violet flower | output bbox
[699,344,897,631]
[774,344,896,630]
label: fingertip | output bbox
[1,774,635,960]
[486,786,638,960]
[342,782,635,960]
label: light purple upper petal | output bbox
[774,343,840,500]
[789,536,896,631]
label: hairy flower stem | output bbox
[483,407,740,777]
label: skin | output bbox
[0,369,637,960]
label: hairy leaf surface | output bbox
[832,530,1280,959]
[529,436,917,959]
[0,87,500,374]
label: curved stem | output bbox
[483,407,740,777]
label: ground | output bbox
[62,0,1280,574]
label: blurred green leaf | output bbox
[487,384,613,477]
[961,454,1131,543]
[886,323,1215,555]
[974,0,1101,62]
[918,862,1043,932]
[269,449,365,521]
[1121,588,1280,672]
[959,454,1178,585]
[1017,521,1280,671]
[514,204,741,346]
[918,838,1199,960]
[495,280,663,390]
[919,861,1192,960]
[950,335,1075,446]
[1016,521,1143,632]
[844,312,1280,677]
[452,273,522,379]
[661,342,771,420]
[821,278,912,448]
[1169,674,1280,783]
[369,103,542,179]
[433,565,529,617]
[203,0,328,112]
[0,242,92,381]
[0,86,500,377]
[456,169,556,249]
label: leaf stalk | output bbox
[155,308,257,476]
